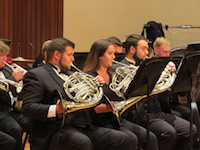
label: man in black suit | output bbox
[0,40,29,150]
[111,34,159,150]
[113,34,196,150]
[153,37,190,121]
[21,37,135,150]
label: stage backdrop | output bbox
[63,0,200,52]
[0,0,63,60]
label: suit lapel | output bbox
[45,63,65,89]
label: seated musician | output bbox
[112,34,197,150]
[0,40,29,150]
[21,37,135,150]
[153,37,190,121]
[33,40,52,68]
[191,63,200,107]
[83,39,158,150]
[107,36,124,54]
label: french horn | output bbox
[152,62,176,93]
[110,60,138,98]
[61,63,103,113]
[110,60,176,116]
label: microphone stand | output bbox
[164,25,200,30]
[18,40,37,59]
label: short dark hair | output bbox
[123,34,146,54]
[46,37,75,60]
[107,37,123,47]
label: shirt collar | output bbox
[125,57,136,65]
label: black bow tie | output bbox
[59,70,68,75]
[48,63,68,75]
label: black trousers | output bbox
[48,126,138,150]
[148,114,197,150]
[0,131,16,150]
[0,111,30,150]
[121,118,158,150]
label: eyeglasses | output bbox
[160,51,170,54]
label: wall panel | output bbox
[0,0,63,62]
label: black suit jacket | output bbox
[21,63,93,150]
[0,67,18,112]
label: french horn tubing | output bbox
[110,60,176,116]
[61,63,103,113]
[110,60,138,98]
[152,62,176,94]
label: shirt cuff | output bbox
[47,105,57,118]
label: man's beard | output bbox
[59,55,69,71]
[133,50,143,66]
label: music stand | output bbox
[172,54,200,93]
[124,57,170,150]
[124,57,170,98]
[72,52,88,70]
[170,56,183,68]
[171,53,200,150]
[185,42,200,56]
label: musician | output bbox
[33,40,52,68]
[191,63,200,106]
[83,39,158,150]
[21,37,135,150]
[113,34,197,150]
[0,40,29,150]
[107,36,124,53]
[112,34,148,71]
[153,37,190,120]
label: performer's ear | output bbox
[130,46,136,54]
[54,50,60,59]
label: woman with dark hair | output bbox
[83,39,158,150]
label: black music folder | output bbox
[185,42,200,56]
[124,57,170,99]
[171,53,200,93]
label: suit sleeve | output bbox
[21,71,50,121]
